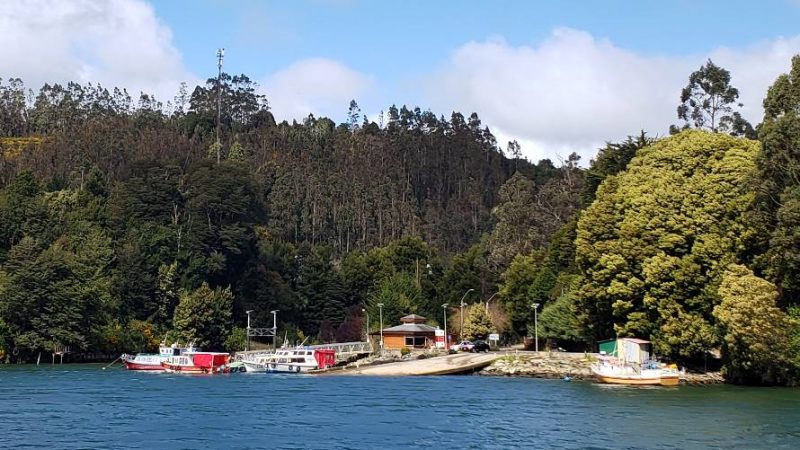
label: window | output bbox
[404,336,427,347]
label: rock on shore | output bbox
[479,352,594,380]
[479,352,725,384]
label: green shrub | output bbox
[400,346,411,356]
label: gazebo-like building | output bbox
[372,314,437,350]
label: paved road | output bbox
[341,352,498,376]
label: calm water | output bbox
[1,364,799,449]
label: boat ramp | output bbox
[336,352,498,376]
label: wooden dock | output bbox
[337,352,498,376]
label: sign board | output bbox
[435,329,445,348]
[488,333,500,341]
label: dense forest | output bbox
[2,56,800,385]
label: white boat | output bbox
[591,356,682,386]
[242,347,336,373]
[592,338,683,386]
[122,342,199,371]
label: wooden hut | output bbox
[371,314,436,350]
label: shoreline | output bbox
[2,351,727,384]
[324,349,726,384]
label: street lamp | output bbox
[531,303,540,352]
[485,292,499,314]
[270,310,279,351]
[377,303,384,355]
[245,310,253,351]
[361,308,369,342]
[442,303,449,351]
[459,288,475,340]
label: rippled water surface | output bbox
[1,364,799,449]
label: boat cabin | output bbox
[598,337,651,364]
[371,314,436,350]
[159,342,199,358]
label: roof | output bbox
[371,323,437,334]
[598,337,651,345]
[400,314,427,324]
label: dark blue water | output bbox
[1,365,799,449]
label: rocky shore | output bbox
[478,351,725,384]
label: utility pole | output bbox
[532,303,540,352]
[245,310,253,351]
[271,310,279,352]
[459,288,474,341]
[216,48,224,164]
[377,303,384,355]
[362,308,369,343]
[442,303,449,350]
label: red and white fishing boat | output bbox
[122,342,199,371]
[242,347,336,373]
[161,352,231,374]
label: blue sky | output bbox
[3,0,800,161]
[155,0,800,75]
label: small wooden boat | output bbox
[161,352,230,374]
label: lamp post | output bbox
[361,308,369,342]
[442,303,449,350]
[377,303,384,355]
[270,310,279,352]
[245,310,253,351]
[485,292,499,314]
[531,303,540,352]
[459,288,475,340]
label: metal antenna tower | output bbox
[216,48,225,163]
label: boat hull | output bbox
[594,373,680,386]
[123,361,164,371]
[592,367,680,386]
[161,352,231,374]
[162,365,213,374]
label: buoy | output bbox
[563,376,572,382]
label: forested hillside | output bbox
[2,57,800,385]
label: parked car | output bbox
[471,340,490,353]
[458,341,474,352]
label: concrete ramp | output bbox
[341,352,498,376]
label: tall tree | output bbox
[714,264,795,385]
[752,55,800,305]
[575,131,759,360]
[674,59,754,137]
[172,282,233,350]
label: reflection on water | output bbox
[1,364,799,449]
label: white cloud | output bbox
[263,58,373,122]
[0,0,196,102]
[426,28,800,163]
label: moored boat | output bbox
[242,347,336,373]
[122,342,199,371]
[161,352,231,374]
[592,338,683,386]
[591,357,681,386]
